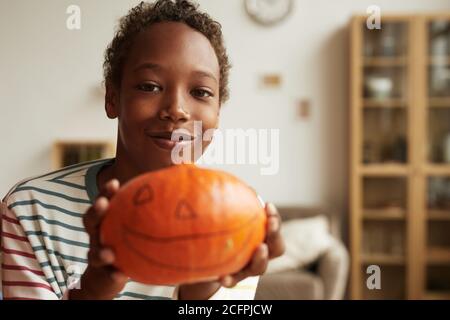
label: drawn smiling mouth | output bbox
[122,214,259,271]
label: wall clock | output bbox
[244,0,294,26]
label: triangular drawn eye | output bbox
[175,200,197,220]
[133,184,154,206]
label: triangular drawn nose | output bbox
[175,200,197,219]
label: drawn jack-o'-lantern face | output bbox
[101,164,266,285]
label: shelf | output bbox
[54,138,115,144]
[427,247,450,265]
[364,56,408,67]
[361,254,405,266]
[52,140,115,169]
[363,208,406,220]
[363,98,407,108]
[423,291,450,300]
[428,97,450,108]
[350,14,450,300]
[428,210,450,221]
[360,164,408,176]
[425,165,450,175]
[428,56,450,65]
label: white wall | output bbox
[1,0,449,237]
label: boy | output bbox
[1,0,284,300]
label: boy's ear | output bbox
[105,82,119,119]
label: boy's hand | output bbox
[178,202,285,300]
[69,179,129,300]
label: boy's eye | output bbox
[191,89,213,99]
[136,83,161,92]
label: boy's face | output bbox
[106,22,221,172]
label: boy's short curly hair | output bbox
[103,0,231,103]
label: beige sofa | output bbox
[255,207,349,300]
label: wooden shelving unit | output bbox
[428,97,450,107]
[361,254,406,266]
[425,165,450,175]
[363,98,407,108]
[363,208,406,220]
[350,14,450,300]
[424,291,450,300]
[428,56,450,65]
[428,209,450,220]
[364,56,408,67]
[427,247,450,265]
[52,140,115,169]
[359,164,409,176]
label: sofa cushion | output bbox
[266,215,333,273]
[255,270,324,300]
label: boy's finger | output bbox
[265,203,281,231]
[110,270,128,283]
[88,248,115,268]
[220,244,268,288]
[266,235,285,259]
[98,179,120,200]
[266,226,285,259]
[265,203,281,239]
[264,203,285,259]
[247,244,269,275]
[220,275,237,288]
[83,197,109,235]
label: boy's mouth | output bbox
[146,130,195,150]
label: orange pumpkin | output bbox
[100,164,267,285]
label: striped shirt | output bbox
[1,158,259,300]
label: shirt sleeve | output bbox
[1,201,61,300]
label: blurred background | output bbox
[1,0,450,300]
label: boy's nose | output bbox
[158,90,190,123]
